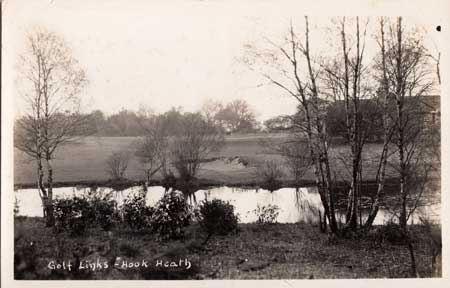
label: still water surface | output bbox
[14,186,440,225]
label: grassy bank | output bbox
[14,134,400,187]
[15,217,440,279]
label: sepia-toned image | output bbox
[1,0,448,286]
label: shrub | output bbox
[53,190,119,235]
[151,191,193,240]
[254,204,281,224]
[374,220,408,245]
[106,151,130,180]
[122,192,154,231]
[257,160,283,191]
[53,197,92,236]
[84,190,120,231]
[199,199,239,236]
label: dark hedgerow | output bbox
[151,190,193,240]
[199,199,239,236]
[122,192,154,231]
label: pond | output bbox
[14,186,440,225]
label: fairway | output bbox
[14,133,391,187]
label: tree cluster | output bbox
[245,16,440,238]
[201,99,259,133]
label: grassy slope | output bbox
[14,133,395,186]
[15,217,439,280]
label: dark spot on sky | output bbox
[436,25,441,32]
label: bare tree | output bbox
[106,151,130,180]
[201,99,223,127]
[321,17,371,231]
[15,28,87,226]
[244,17,339,233]
[135,135,163,182]
[382,17,434,228]
[364,17,394,229]
[170,113,224,201]
[370,17,436,277]
[277,141,311,187]
[135,117,169,184]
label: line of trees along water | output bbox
[242,16,441,276]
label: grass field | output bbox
[14,217,440,279]
[14,133,395,187]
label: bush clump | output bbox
[372,220,408,245]
[257,160,283,191]
[122,192,154,231]
[53,197,93,236]
[84,190,120,231]
[53,190,119,235]
[105,151,130,180]
[199,199,239,236]
[254,204,281,224]
[151,191,193,240]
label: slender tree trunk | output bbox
[399,154,408,228]
[350,18,362,231]
[365,159,386,227]
[309,144,333,231]
[45,156,55,227]
[339,17,362,232]
[435,53,441,85]
[364,18,389,229]
[395,17,408,229]
[37,157,48,218]
[321,141,338,232]
[304,16,338,233]
[404,227,419,277]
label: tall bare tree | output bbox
[372,17,436,277]
[15,28,87,226]
[364,17,394,229]
[381,17,434,228]
[244,17,339,233]
[322,17,370,230]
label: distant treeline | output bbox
[14,101,261,137]
[14,96,438,139]
[74,108,221,137]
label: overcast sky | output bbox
[3,0,446,121]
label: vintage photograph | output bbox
[1,0,446,283]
